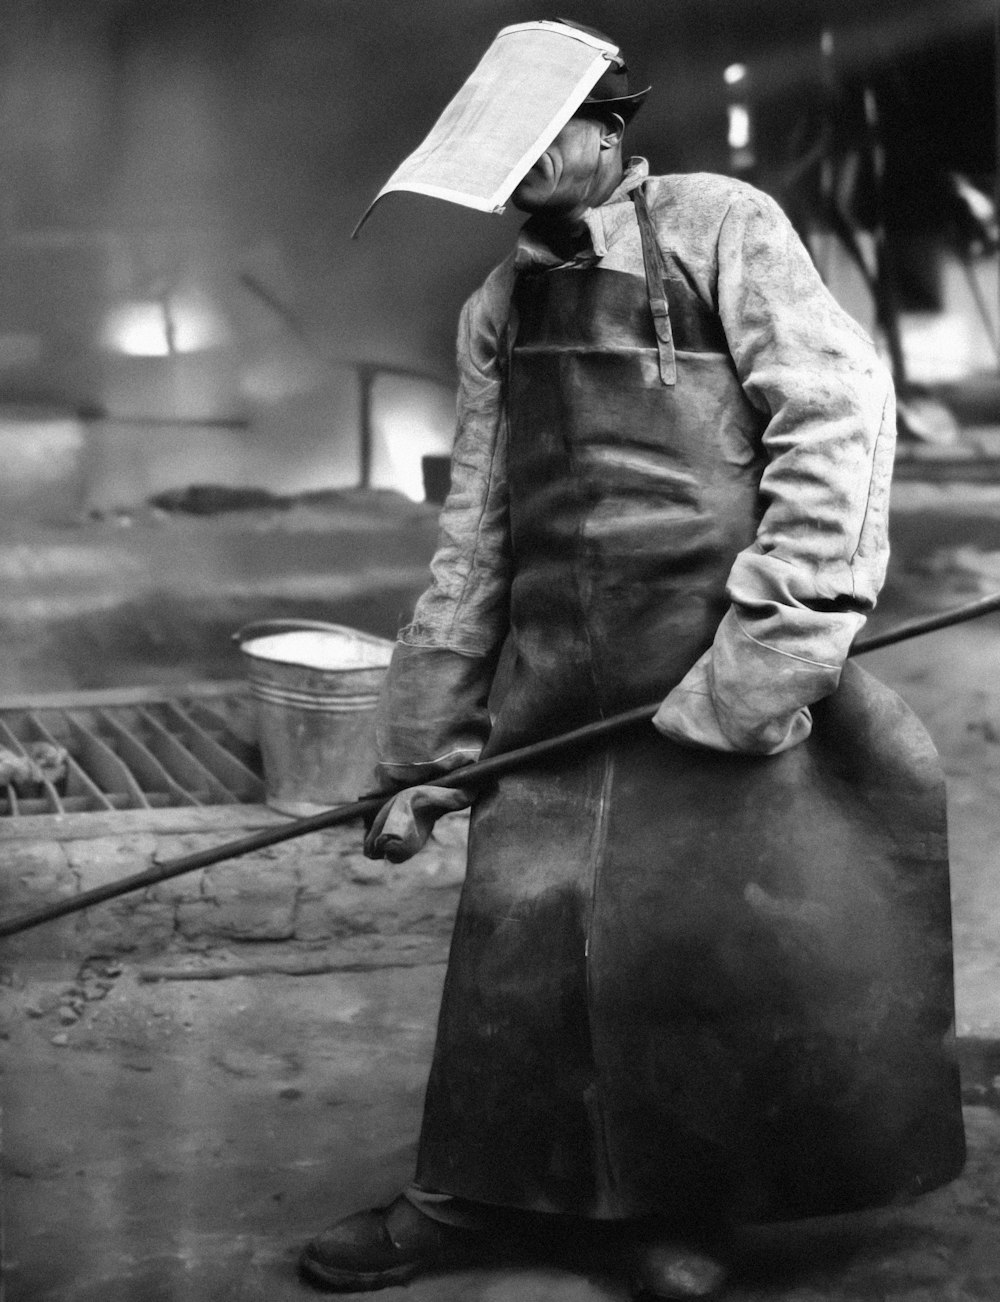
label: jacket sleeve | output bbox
[654,186,896,755]
[373,273,512,789]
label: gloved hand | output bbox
[363,785,474,863]
[653,637,815,755]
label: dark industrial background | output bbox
[2,4,1000,1301]
[0,0,996,511]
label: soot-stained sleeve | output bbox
[654,185,895,755]
[374,266,514,788]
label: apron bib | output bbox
[415,190,965,1223]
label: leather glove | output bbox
[654,640,813,755]
[363,785,474,863]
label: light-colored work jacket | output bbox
[376,164,964,1223]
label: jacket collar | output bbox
[514,156,650,270]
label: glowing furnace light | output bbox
[103,302,171,357]
[899,311,987,385]
[727,104,751,151]
[723,63,747,86]
[102,295,230,357]
[372,378,454,501]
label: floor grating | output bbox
[0,688,264,818]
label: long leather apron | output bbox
[415,189,965,1224]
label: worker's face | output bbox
[511,114,623,218]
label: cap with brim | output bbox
[558,17,650,121]
[579,82,650,122]
[353,19,649,236]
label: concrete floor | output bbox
[3,483,1000,1300]
[3,951,1000,1302]
[1,947,999,1302]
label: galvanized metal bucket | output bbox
[235,620,393,816]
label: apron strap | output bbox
[632,185,677,387]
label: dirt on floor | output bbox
[2,948,1000,1302]
[2,480,1000,1301]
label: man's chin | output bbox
[511,184,554,213]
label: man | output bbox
[300,20,964,1301]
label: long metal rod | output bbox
[850,589,1000,653]
[2,590,999,941]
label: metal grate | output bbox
[0,689,265,818]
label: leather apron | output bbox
[415,188,965,1224]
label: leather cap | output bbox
[552,16,651,120]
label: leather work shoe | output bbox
[298,1195,477,1292]
[629,1239,729,1300]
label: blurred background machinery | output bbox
[0,0,995,522]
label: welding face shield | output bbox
[353,19,649,235]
